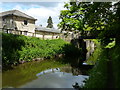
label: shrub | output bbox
[2,33,70,66]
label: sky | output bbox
[1,0,114,29]
[0,1,69,29]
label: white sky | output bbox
[1,0,117,29]
[0,2,68,29]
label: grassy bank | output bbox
[2,33,81,67]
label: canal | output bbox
[2,59,90,88]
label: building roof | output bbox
[35,26,61,34]
[0,10,37,20]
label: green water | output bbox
[2,60,89,88]
[2,60,68,88]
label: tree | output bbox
[47,16,53,28]
[111,1,120,45]
[58,1,120,46]
[58,2,86,34]
[83,1,120,46]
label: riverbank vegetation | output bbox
[83,44,120,88]
[59,1,120,88]
[110,45,120,88]
[84,39,101,65]
[83,49,108,88]
[2,1,120,88]
[2,33,81,68]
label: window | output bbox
[20,31,22,35]
[56,36,58,38]
[24,20,28,25]
[15,27,17,30]
[3,18,6,23]
[24,31,28,35]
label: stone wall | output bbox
[35,31,60,40]
[85,40,95,60]
[13,16,35,33]
[60,31,81,42]
[1,15,60,39]
[1,15,36,34]
[2,29,60,40]
[70,38,95,60]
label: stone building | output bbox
[0,10,37,36]
[0,10,60,39]
[35,25,60,39]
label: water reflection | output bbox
[36,68,60,76]
[21,67,89,88]
[2,60,90,88]
[36,67,81,77]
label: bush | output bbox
[2,33,68,66]
[84,44,120,88]
[83,49,108,88]
[111,45,120,88]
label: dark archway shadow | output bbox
[56,38,94,76]
[58,38,92,66]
